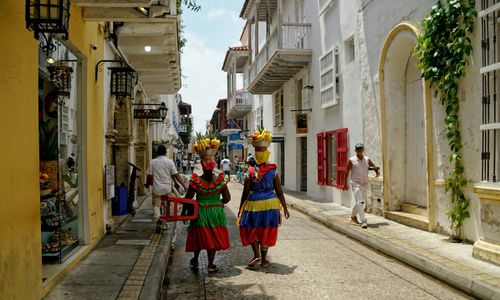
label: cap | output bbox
[355,143,364,149]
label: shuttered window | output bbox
[318,128,348,189]
[317,133,326,185]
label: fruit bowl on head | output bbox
[252,140,271,148]
[198,148,217,158]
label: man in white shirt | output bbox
[220,156,231,178]
[344,143,380,229]
[146,145,187,222]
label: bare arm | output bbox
[273,175,290,219]
[368,159,380,177]
[343,159,353,190]
[172,173,188,192]
[221,185,231,204]
[184,185,195,199]
[238,178,252,216]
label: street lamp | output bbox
[159,102,168,122]
[25,0,70,59]
[109,67,136,100]
[48,64,73,97]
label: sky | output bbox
[179,0,246,133]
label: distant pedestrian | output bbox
[146,145,187,222]
[344,143,380,229]
[220,156,231,179]
[234,154,240,172]
[182,158,188,174]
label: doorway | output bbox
[300,137,307,191]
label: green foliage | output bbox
[414,0,476,235]
[39,121,59,161]
[176,0,200,52]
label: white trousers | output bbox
[351,185,367,222]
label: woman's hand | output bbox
[283,208,290,219]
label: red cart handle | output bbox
[159,195,198,222]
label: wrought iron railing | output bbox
[480,1,500,182]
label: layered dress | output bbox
[238,164,282,247]
[185,173,230,252]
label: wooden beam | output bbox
[83,8,174,22]
[73,0,153,7]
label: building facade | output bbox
[230,0,500,265]
[0,1,182,298]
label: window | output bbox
[319,48,338,108]
[334,48,340,102]
[274,90,284,127]
[255,106,263,129]
[317,128,348,188]
[345,37,355,64]
[480,2,500,182]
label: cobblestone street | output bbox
[164,180,472,300]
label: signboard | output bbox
[296,113,308,134]
[134,108,160,119]
[105,165,115,200]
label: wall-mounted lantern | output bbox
[159,102,168,122]
[48,64,73,96]
[110,67,136,99]
[25,0,70,59]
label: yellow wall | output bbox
[0,3,106,299]
[69,6,106,246]
[0,1,43,299]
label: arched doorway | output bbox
[379,23,434,230]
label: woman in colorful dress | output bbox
[237,129,290,268]
[184,139,230,273]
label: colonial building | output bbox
[229,0,500,265]
[0,1,181,298]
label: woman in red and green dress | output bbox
[184,151,230,273]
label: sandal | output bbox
[207,265,219,273]
[247,257,260,267]
[261,260,270,268]
[189,257,199,269]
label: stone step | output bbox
[400,203,428,217]
[384,210,429,231]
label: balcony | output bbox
[227,92,252,119]
[74,0,181,96]
[248,23,312,94]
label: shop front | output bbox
[0,2,106,299]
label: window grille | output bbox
[480,1,500,182]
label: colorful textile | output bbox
[185,174,230,252]
[238,165,281,247]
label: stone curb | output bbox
[138,222,177,300]
[288,199,500,300]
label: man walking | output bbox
[344,143,380,229]
[146,145,187,222]
[220,156,231,180]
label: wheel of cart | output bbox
[155,195,198,233]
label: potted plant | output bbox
[39,120,59,192]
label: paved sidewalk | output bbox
[44,195,176,300]
[283,189,500,300]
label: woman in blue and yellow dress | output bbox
[237,129,290,268]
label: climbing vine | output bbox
[414,0,477,236]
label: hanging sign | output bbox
[296,113,308,134]
[134,109,160,119]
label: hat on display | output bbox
[355,143,364,149]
